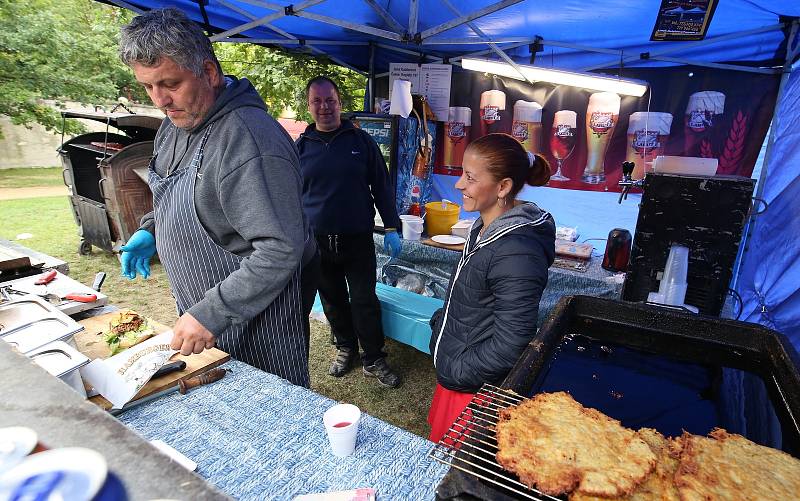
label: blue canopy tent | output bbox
[101,0,800,339]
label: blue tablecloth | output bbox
[373,234,623,326]
[119,360,448,500]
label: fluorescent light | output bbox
[461,58,649,97]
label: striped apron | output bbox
[148,124,309,387]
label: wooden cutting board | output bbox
[421,237,465,252]
[76,310,230,410]
[555,239,594,260]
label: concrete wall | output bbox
[0,102,163,169]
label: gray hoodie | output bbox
[140,77,306,335]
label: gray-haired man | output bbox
[118,8,316,386]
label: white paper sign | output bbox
[389,63,452,122]
[80,331,177,409]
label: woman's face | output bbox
[455,149,505,213]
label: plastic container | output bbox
[425,201,460,237]
[400,215,424,241]
[450,219,474,239]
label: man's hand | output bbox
[171,312,216,356]
[120,230,156,279]
[384,230,402,258]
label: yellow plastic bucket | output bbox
[425,201,460,236]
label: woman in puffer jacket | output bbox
[427,133,555,443]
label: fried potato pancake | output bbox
[674,428,800,501]
[495,392,656,497]
[569,428,681,501]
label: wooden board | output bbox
[421,237,464,252]
[555,239,594,260]
[76,309,230,410]
[0,246,31,272]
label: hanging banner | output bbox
[650,0,718,41]
[433,65,779,193]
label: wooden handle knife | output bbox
[178,368,227,394]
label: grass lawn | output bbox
[0,168,437,438]
[0,167,64,188]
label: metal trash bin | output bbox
[58,110,161,255]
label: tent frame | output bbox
[194,0,789,77]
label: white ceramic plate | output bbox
[0,427,38,473]
[0,447,107,500]
[431,235,466,245]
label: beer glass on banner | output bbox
[626,112,673,180]
[443,107,472,172]
[549,110,577,181]
[479,90,507,137]
[512,100,543,154]
[684,91,725,156]
[583,92,621,184]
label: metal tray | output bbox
[0,296,84,354]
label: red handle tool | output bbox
[63,293,97,303]
[35,270,58,285]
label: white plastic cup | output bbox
[323,403,361,457]
[400,215,424,241]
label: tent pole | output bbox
[367,43,375,112]
[734,19,799,290]
[215,0,366,75]
[363,0,404,33]
[210,0,326,41]
[409,0,419,38]
[440,0,533,84]
[420,0,523,40]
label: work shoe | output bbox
[328,347,356,377]
[363,358,402,388]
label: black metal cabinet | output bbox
[58,111,161,254]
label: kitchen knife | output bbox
[61,292,98,303]
[34,270,57,285]
[109,367,228,416]
[152,360,186,378]
[92,272,106,292]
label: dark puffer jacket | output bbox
[429,202,555,393]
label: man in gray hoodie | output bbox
[117,8,314,387]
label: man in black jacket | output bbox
[296,76,402,388]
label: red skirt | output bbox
[427,383,476,443]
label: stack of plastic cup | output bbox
[647,244,698,312]
[322,403,362,457]
[661,244,689,306]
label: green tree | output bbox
[214,43,366,122]
[0,0,142,136]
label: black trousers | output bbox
[315,232,386,366]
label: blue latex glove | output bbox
[120,229,156,280]
[384,231,402,258]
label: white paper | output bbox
[80,331,177,409]
[389,63,452,121]
[388,79,413,118]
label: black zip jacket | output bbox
[296,120,401,235]
[429,202,556,393]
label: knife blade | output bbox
[109,367,228,416]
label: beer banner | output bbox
[433,65,779,193]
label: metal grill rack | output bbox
[428,384,561,501]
